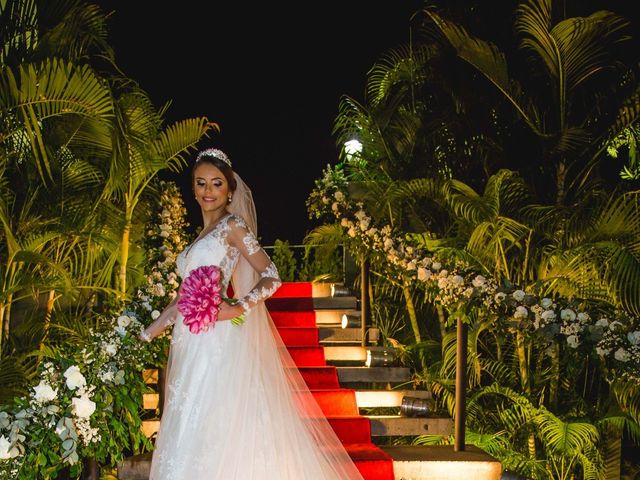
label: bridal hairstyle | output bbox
[192,148,238,193]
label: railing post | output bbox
[360,256,369,347]
[454,316,468,452]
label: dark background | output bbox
[96,0,638,244]
[96,1,423,244]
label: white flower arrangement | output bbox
[308,165,640,384]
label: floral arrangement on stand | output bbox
[130,180,190,365]
[0,313,153,479]
[0,180,191,478]
[308,164,640,385]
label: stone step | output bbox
[118,444,498,480]
[355,390,431,408]
[266,296,358,311]
[337,366,411,383]
[144,365,410,387]
[318,326,362,343]
[380,445,502,479]
[324,346,367,364]
[366,416,452,437]
[142,389,432,411]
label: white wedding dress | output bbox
[146,212,364,479]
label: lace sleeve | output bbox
[140,299,178,342]
[227,216,282,313]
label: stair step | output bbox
[118,445,396,480]
[337,366,411,383]
[267,296,358,311]
[380,445,502,479]
[271,282,333,298]
[343,443,395,479]
[366,416,453,437]
[312,389,359,416]
[327,416,372,443]
[141,419,159,438]
[355,390,431,408]
[277,327,319,346]
[324,346,367,364]
[286,346,326,366]
[298,366,340,389]
[270,311,317,327]
[319,327,362,343]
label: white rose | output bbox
[494,292,506,303]
[152,283,166,297]
[595,318,609,328]
[595,345,611,357]
[560,309,576,322]
[540,298,553,309]
[452,275,464,286]
[437,277,448,289]
[114,326,127,337]
[331,202,338,212]
[609,321,623,331]
[541,310,557,322]
[0,435,17,460]
[347,227,357,238]
[355,210,366,221]
[334,191,344,202]
[417,267,431,282]
[472,275,486,288]
[72,395,96,419]
[566,335,580,348]
[33,380,58,403]
[99,370,115,383]
[577,312,590,323]
[366,227,377,237]
[117,315,131,328]
[514,306,529,319]
[512,290,526,302]
[103,344,118,356]
[63,366,86,391]
[614,348,631,363]
[431,262,442,271]
[340,218,350,227]
[151,310,161,320]
[383,238,393,250]
[321,196,330,204]
[406,260,417,271]
[627,331,640,345]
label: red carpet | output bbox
[269,283,394,480]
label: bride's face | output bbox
[193,163,230,214]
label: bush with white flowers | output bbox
[0,311,154,479]
[130,180,190,364]
[308,164,640,384]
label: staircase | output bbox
[118,282,501,479]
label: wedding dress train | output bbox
[147,212,364,479]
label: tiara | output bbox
[196,148,232,168]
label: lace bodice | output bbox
[142,213,281,337]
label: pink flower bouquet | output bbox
[177,265,244,334]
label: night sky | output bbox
[96,1,423,244]
[96,1,638,245]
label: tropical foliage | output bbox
[309,0,640,477]
[0,0,208,476]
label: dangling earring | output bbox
[228,195,233,203]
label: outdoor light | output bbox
[344,139,363,160]
[341,313,360,329]
[365,348,396,367]
[330,283,350,297]
[400,396,430,417]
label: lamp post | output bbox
[454,316,468,452]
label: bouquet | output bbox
[177,265,244,333]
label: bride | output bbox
[138,148,364,479]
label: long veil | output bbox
[225,172,364,479]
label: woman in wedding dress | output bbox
[138,148,364,479]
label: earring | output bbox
[228,195,233,203]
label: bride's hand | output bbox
[217,301,244,321]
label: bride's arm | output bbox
[225,216,282,315]
[139,297,179,342]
